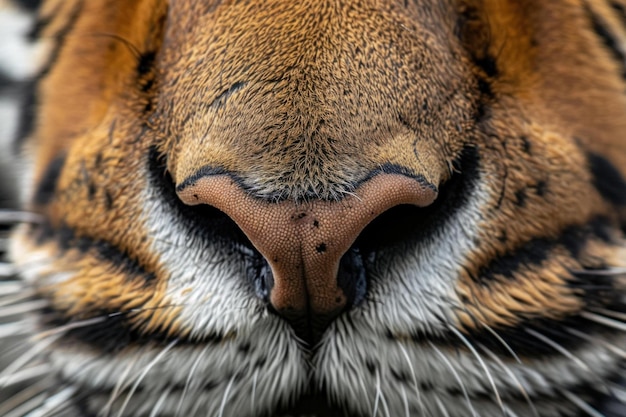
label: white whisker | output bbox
[588,308,626,324]
[428,341,479,417]
[479,344,539,417]
[0,210,43,224]
[0,300,48,318]
[217,373,236,417]
[0,281,24,295]
[400,385,410,417]
[175,344,210,417]
[148,386,171,417]
[0,290,36,308]
[0,363,51,387]
[116,340,177,417]
[380,383,391,417]
[397,342,425,415]
[35,316,106,340]
[525,328,607,393]
[609,381,626,402]
[480,323,522,364]
[0,334,61,387]
[572,268,626,276]
[0,263,17,276]
[434,394,451,417]
[561,390,606,417]
[101,351,141,417]
[0,319,33,339]
[24,386,77,417]
[373,369,381,417]
[0,380,49,417]
[4,393,47,417]
[448,326,506,416]
[251,368,258,414]
[566,327,626,359]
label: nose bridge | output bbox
[176,174,438,316]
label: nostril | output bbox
[246,255,274,302]
[356,204,432,252]
[337,247,367,307]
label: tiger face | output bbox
[3,0,626,416]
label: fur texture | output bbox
[1,0,626,416]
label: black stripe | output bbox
[469,217,614,283]
[451,305,624,358]
[41,305,225,354]
[33,153,66,205]
[13,1,85,150]
[588,151,626,206]
[14,0,41,12]
[609,1,626,30]
[33,221,156,285]
[585,1,626,80]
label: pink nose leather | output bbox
[177,174,437,316]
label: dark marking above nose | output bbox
[210,81,248,109]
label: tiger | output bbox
[1,0,626,416]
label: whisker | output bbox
[561,390,606,417]
[0,210,43,224]
[0,290,36,308]
[609,380,626,402]
[251,368,258,414]
[397,342,426,415]
[0,263,17,277]
[0,300,48,319]
[433,394,451,417]
[428,340,479,417]
[566,327,626,359]
[479,344,539,417]
[448,325,506,416]
[34,316,107,340]
[479,322,522,364]
[570,268,626,276]
[217,373,236,417]
[588,308,626,323]
[0,334,61,387]
[148,386,171,417]
[0,281,24,295]
[373,369,381,417]
[100,350,143,417]
[0,363,51,388]
[23,386,77,417]
[0,380,50,417]
[116,339,178,417]
[400,385,410,417]
[376,368,391,417]
[504,406,520,417]
[174,343,210,417]
[0,319,34,339]
[4,394,48,417]
[525,328,610,394]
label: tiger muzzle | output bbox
[176,173,437,344]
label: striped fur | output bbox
[1,0,626,416]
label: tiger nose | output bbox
[176,173,437,338]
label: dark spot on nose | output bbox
[316,243,327,253]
